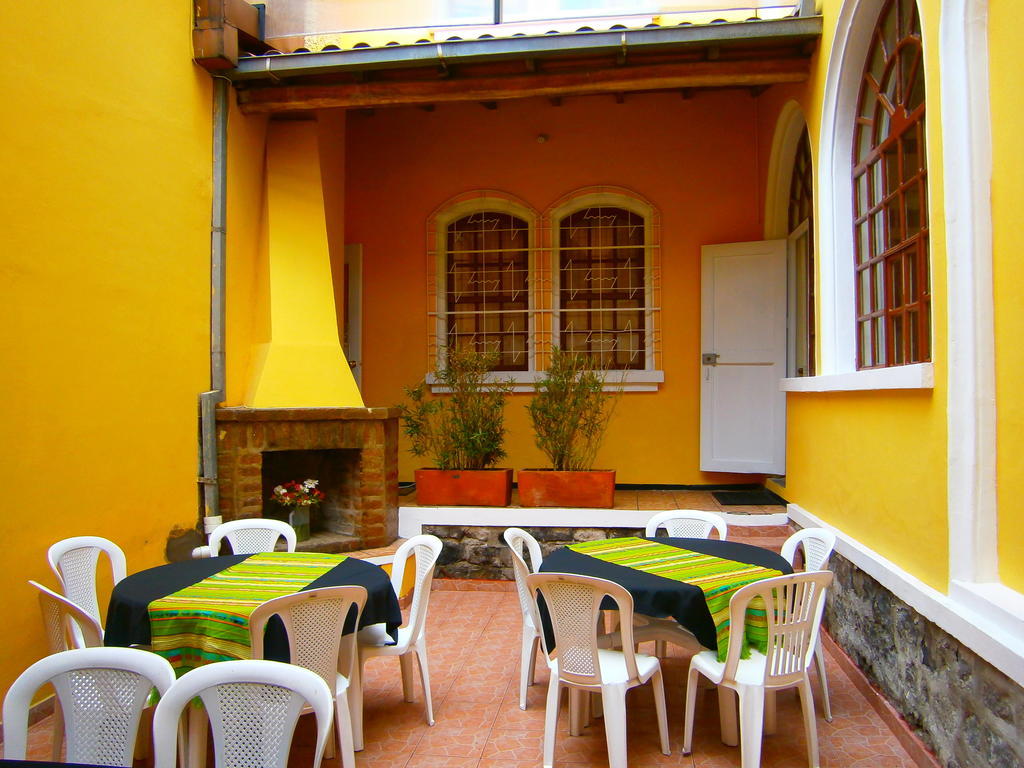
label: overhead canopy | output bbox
[197,2,822,113]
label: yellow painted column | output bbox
[246,119,363,407]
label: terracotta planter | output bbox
[414,468,513,506]
[517,469,616,508]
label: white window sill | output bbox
[780,362,934,392]
[427,370,664,393]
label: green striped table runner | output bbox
[569,537,782,661]
[148,551,347,675]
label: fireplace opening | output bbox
[261,449,361,536]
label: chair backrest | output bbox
[47,536,127,625]
[721,571,834,689]
[29,580,103,652]
[644,510,728,540]
[3,647,175,766]
[249,585,368,688]
[208,519,297,557]
[503,528,543,623]
[781,527,837,572]
[526,572,640,688]
[152,659,333,768]
[389,535,443,641]
[504,534,544,635]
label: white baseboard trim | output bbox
[788,503,1024,688]
[398,506,789,539]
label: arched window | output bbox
[789,127,816,376]
[443,210,531,370]
[557,205,648,370]
[852,0,929,369]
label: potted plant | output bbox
[269,478,324,541]
[520,348,618,508]
[400,347,513,506]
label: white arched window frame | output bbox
[785,0,934,392]
[547,189,664,390]
[764,101,815,378]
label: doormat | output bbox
[712,489,787,506]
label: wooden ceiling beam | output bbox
[237,57,809,113]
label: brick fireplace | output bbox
[215,407,399,551]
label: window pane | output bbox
[559,206,646,370]
[446,211,530,371]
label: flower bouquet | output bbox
[270,478,324,541]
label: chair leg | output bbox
[543,678,562,768]
[798,676,821,768]
[187,701,208,768]
[682,664,700,755]
[569,689,585,736]
[335,692,357,768]
[50,701,64,761]
[650,668,671,756]
[399,653,415,702]
[600,683,629,768]
[718,686,739,746]
[527,632,540,686]
[519,627,537,710]
[349,658,365,752]
[414,641,435,727]
[737,686,765,768]
[815,636,833,722]
[323,720,336,761]
[764,689,777,735]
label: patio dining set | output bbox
[2,512,837,768]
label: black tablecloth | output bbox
[105,554,402,661]
[539,537,792,652]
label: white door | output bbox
[700,240,787,474]
[343,244,363,390]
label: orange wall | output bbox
[344,91,780,483]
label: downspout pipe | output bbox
[199,76,230,535]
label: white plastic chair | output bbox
[503,527,545,710]
[153,659,333,768]
[528,572,670,768]
[249,585,366,768]
[29,580,105,761]
[781,527,838,722]
[682,571,834,768]
[47,536,127,633]
[639,511,727,657]
[3,647,175,767]
[203,518,297,557]
[352,534,443,750]
[644,509,728,540]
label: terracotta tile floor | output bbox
[24,588,918,768]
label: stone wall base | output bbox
[826,552,1024,768]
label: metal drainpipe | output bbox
[198,76,230,535]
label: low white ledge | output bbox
[780,362,934,392]
[427,369,665,393]
[398,505,788,539]
[788,503,1024,688]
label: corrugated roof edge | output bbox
[230,15,822,82]
[262,7,799,54]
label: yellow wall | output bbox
[769,0,949,590]
[0,2,234,696]
[989,0,1024,591]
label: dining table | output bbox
[104,550,402,767]
[539,535,793,746]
